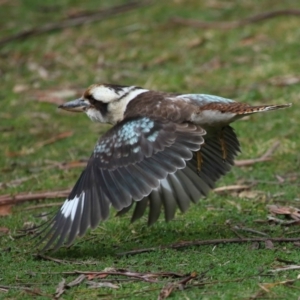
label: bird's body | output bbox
[36,84,291,251]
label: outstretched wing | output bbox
[122,125,240,224]
[36,117,205,251]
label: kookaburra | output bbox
[36,84,291,251]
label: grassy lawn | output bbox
[0,0,299,298]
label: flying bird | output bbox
[36,84,291,251]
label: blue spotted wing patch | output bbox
[93,117,178,168]
[34,117,205,251]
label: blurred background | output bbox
[0,0,298,192]
[1,1,300,298]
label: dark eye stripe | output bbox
[85,94,96,105]
[86,95,108,115]
[95,101,108,115]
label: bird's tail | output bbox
[238,103,292,115]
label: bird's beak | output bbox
[58,98,89,112]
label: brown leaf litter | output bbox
[267,205,300,226]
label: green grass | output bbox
[1,0,300,299]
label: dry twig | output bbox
[86,281,119,289]
[24,202,63,210]
[55,279,66,299]
[234,141,280,167]
[0,190,70,206]
[0,285,48,297]
[66,275,86,288]
[36,254,97,265]
[0,1,151,47]
[117,237,300,256]
[214,184,252,194]
[7,131,73,157]
[44,160,87,170]
[233,225,269,237]
[158,272,197,299]
[172,9,300,30]
[0,175,37,190]
[84,269,179,283]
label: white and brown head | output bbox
[59,84,148,124]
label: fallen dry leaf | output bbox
[269,265,300,273]
[275,175,285,183]
[0,204,12,216]
[251,242,260,250]
[239,34,269,46]
[260,278,298,290]
[267,205,300,220]
[267,215,300,226]
[283,172,299,182]
[293,242,300,248]
[214,184,252,194]
[22,221,35,230]
[158,272,197,299]
[66,275,86,288]
[86,273,109,280]
[268,75,300,87]
[148,53,176,66]
[187,37,205,48]
[0,227,9,234]
[238,190,264,199]
[55,278,66,299]
[27,62,49,79]
[86,281,119,289]
[13,84,29,93]
[265,240,274,249]
[158,282,177,300]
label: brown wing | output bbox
[118,125,240,224]
[35,117,205,251]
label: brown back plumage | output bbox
[197,102,292,115]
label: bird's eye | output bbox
[85,94,108,114]
[88,97,95,105]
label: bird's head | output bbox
[59,84,146,123]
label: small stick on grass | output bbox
[172,9,300,30]
[24,202,63,210]
[7,131,73,157]
[269,265,300,272]
[0,190,70,206]
[117,237,300,256]
[214,184,253,194]
[234,141,280,167]
[36,254,98,265]
[233,226,269,237]
[276,258,299,265]
[0,175,37,189]
[0,285,49,297]
[0,1,152,47]
[230,227,244,239]
[158,273,197,300]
